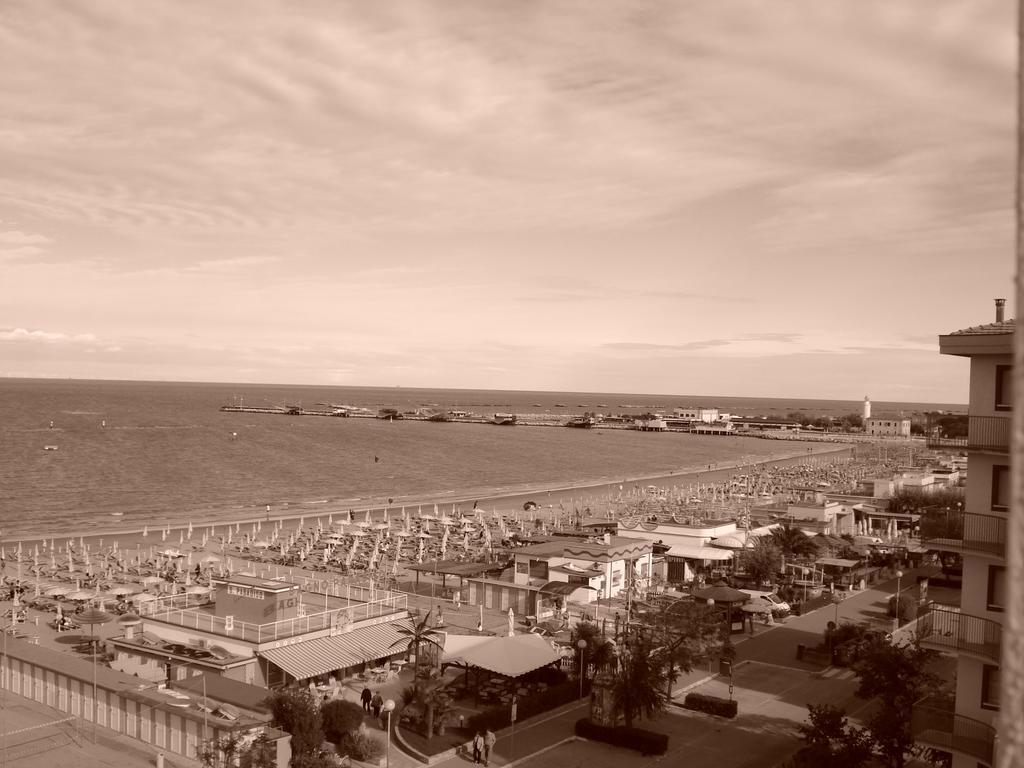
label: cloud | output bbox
[0,328,98,344]
[0,230,50,245]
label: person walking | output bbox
[483,728,496,766]
[472,731,484,764]
[371,691,383,720]
[360,686,372,712]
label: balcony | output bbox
[912,699,996,766]
[916,603,1001,665]
[919,511,1006,560]
[926,414,1009,453]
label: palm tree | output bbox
[390,609,445,677]
[609,634,666,728]
[390,611,447,738]
[770,523,817,559]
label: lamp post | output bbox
[893,570,904,633]
[576,639,587,698]
[382,699,395,768]
[706,598,716,675]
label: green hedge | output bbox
[574,718,668,756]
[682,692,738,718]
[465,681,578,733]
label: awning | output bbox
[453,634,561,678]
[665,545,734,562]
[259,620,412,681]
[537,581,596,597]
[816,558,860,568]
[442,632,496,664]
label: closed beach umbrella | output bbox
[508,607,515,637]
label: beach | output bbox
[0,442,853,557]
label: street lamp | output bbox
[893,570,904,633]
[381,699,395,768]
[576,639,588,698]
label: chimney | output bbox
[996,298,1006,322]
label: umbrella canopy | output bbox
[133,593,158,603]
[199,554,222,564]
[186,585,211,595]
[117,613,143,626]
[45,585,71,597]
[66,589,97,601]
[109,585,138,596]
[141,575,164,585]
[691,582,750,604]
[449,634,560,678]
[77,607,114,625]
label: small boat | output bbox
[492,413,517,426]
[110,512,124,517]
[554,403,566,407]
[565,415,597,428]
[43,445,59,451]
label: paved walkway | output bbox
[386,565,953,768]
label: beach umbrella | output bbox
[66,589,96,602]
[77,605,113,654]
[142,526,148,538]
[186,585,211,595]
[200,553,222,565]
[45,585,71,598]
[109,584,137,597]
[440,527,449,559]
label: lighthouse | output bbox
[863,396,871,420]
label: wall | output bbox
[0,640,284,765]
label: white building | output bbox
[864,416,911,437]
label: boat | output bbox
[110,512,124,517]
[554,403,566,407]
[565,415,597,428]
[43,445,59,451]
[492,413,517,425]
[426,412,452,422]
[377,408,403,420]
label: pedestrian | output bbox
[472,731,484,764]
[483,728,496,766]
[371,691,383,719]
[360,686,372,712]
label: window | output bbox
[995,365,1013,411]
[991,465,1010,511]
[981,665,1000,710]
[987,566,1006,612]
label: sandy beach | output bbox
[0,442,852,557]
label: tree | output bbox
[321,699,365,744]
[239,733,278,768]
[770,524,817,559]
[390,610,445,676]
[262,687,324,760]
[391,610,451,739]
[851,638,942,768]
[738,538,782,586]
[786,704,874,768]
[198,732,242,768]
[609,634,666,728]
[632,597,721,698]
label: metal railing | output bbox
[926,414,1009,452]
[916,603,1002,664]
[137,591,408,643]
[919,511,1005,559]
[911,702,996,765]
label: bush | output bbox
[337,730,386,762]
[682,692,737,718]
[574,718,668,756]
[321,700,366,744]
[465,681,578,733]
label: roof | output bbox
[537,581,597,597]
[548,563,602,577]
[172,672,272,714]
[404,560,506,577]
[211,574,298,592]
[444,633,560,677]
[258,619,413,681]
[515,537,654,562]
[664,544,734,561]
[945,320,1015,336]
[816,557,860,568]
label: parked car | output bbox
[739,589,791,615]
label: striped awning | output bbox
[665,544,734,561]
[259,619,413,681]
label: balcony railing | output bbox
[919,511,1006,559]
[916,603,1001,664]
[138,591,408,644]
[926,414,1009,452]
[911,701,996,766]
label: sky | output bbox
[0,0,1016,403]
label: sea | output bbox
[0,378,964,538]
